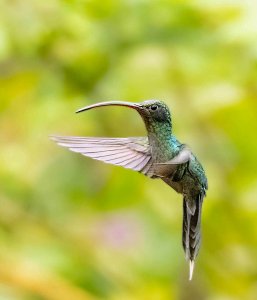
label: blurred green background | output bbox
[1,0,257,299]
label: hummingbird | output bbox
[51,100,208,280]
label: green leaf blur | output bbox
[0,1,257,299]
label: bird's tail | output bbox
[182,193,203,280]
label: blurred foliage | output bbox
[1,0,257,299]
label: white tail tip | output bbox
[189,260,194,281]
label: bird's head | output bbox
[76,99,172,131]
[137,100,171,125]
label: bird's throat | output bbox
[147,121,177,162]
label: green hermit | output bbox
[51,99,208,280]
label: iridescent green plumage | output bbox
[51,99,208,280]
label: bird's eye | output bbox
[150,104,158,111]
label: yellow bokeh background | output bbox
[1,1,257,299]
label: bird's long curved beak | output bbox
[76,101,141,113]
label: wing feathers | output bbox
[51,135,153,176]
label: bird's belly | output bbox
[161,167,201,195]
[161,177,183,194]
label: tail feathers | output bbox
[189,260,194,281]
[182,193,204,280]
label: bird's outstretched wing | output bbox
[51,135,154,177]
